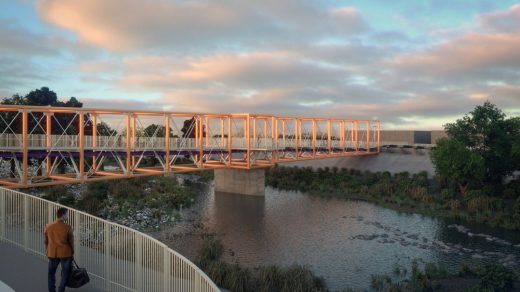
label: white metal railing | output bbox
[0,134,378,152]
[0,187,219,292]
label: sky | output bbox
[0,0,519,129]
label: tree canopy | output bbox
[1,87,85,134]
[432,101,519,195]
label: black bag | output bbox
[67,259,90,288]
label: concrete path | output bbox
[0,241,102,292]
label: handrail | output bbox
[0,187,219,292]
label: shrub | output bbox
[370,274,392,291]
[467,195,494,215]
[424,262,448,279]
[441,188,456,201]
[478,264,517,291]
[447,199,461,211]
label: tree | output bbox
[96,122,118,136]
[1,87,86,135]
[431,138,485,196]
[444,101,519,185]
[181,117,196,138]
[0,87,86,176]
[141,124,172,137]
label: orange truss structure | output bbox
[0,105,380,188]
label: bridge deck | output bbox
[0,240,102,292]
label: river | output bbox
[151,180,520,291]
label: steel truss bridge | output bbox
[0,105,380,188]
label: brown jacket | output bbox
[44,219,74,258]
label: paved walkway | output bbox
[0,241,102,292]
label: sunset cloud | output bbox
[0,1,518,129]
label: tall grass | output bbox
[196,236,326,292]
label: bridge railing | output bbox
[0,187,219,292]
[0,134,378,152]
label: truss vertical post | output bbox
[272,116,277,161]
[126,113,131,175]
[22,110,28,185]
[92,114,97,171]
[294,119,298,159]
[312,119,316,158]
[195,117,200,148]
[246,115,250,168]
[198,116,203,168]
[367,120,371,153]
[227,117,232,166]
[164,114,170,173]
[131,114,136,168]
[46,112,52,177]
[327,119,332,155]
[79,112,85,180]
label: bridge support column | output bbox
[214,169,265,196]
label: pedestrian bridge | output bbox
[0,105,380,188]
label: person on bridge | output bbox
[44,207,74,292]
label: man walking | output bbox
[44,207,74,292]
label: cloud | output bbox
[390,4,520,78]
[0,20,59,56]
[37,0,367,51]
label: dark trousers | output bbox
[48,257,72,292]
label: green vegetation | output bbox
[38,175,194,230]
[266,165,520,229]
[370,261,519,292]
[439,102,520,188]
[196,236,326,292]
[266,102,520,230]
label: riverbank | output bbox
[370,260,520,292]
[28,175,199,230]
[266,166,520,231]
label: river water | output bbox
[153,181,520,291]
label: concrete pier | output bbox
[214,168,265,196]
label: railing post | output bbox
[135,235,143,291]
[163,248,170,291]
[104,223,111,291]
[0,188,5,241]
[24,195,28,251]
[73,212,80,263]
[48,204,54,224]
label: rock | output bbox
[406,234,419,240]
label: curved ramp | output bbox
[0,241,99,291]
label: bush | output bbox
[478,264,517,291]
[467,195,494,215]
[441,188,456,201]
[424,262,448,279]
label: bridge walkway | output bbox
[0,240,102,291]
